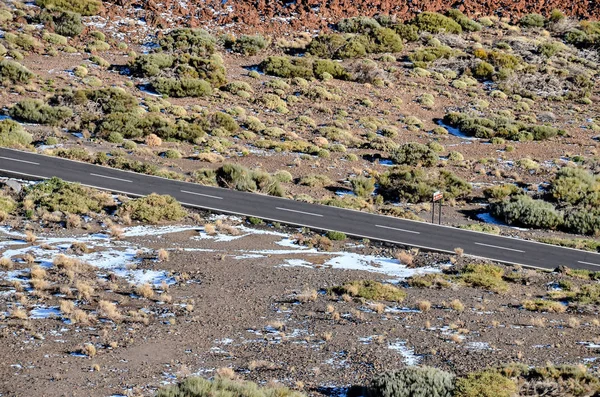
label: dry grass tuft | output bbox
[135,283,155,299]
[60,300,75,315]
[297,287,318,303]
[0,257,13,269]
[75,280,94,301]
[216,367,237,379]
[372,303,386,314]
[30,265,46,279]
[529,316,546,327]
[145,133,162,147]
[450,334,462,343]
[10,308,27,319]
[109,226,123,239]
[567,317,580,328]
[157,249,169,262]
[98,300,122,322]
[204,224,216,235]
[65,213,81,229]
[396,250,414,266]
[454,247,464,256]
[417,300,432,312]
[248,360,279,371]
[267,320,285,331]
[450,299,465,312]
[31,278,49,290]
[322,331,333,341]
[82,343,97,357]
[325,304,335,313]
[25,231,37,243]
[71,309,90,325]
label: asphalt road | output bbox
[1,147,599,271]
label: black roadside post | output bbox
[439,199,442,224]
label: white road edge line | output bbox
[276,207,323,217]
[375,224,420,234]
[89,173,132,183]
[0,156,39,165]
[474,242,525,253]
[578,261,600,267]
[180,190,223,200]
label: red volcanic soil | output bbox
[101,0,600,34]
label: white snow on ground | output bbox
[388,340,422,365]
[29,306,61,319]
[476,212,528,231]
[121,225,199,237]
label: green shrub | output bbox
[313,59,352,80]
[152,78,213,97]
[0,119,32,148]
[25,177,111,214]
[412,12,462,34]
[391,142,438,167]
[491,195,564,229]
[519,13,545,28]
[326,230,347,241]
[159,29,216,56]
[163,149,182,159]
[129,53,174,77]
[351,176,376,198]
[550,167,600,207]
[37,0,100,15]
[392,23,419,41]
[43,32,68,45]
[106,131,123,143]
[330,280,406,302]
[370,367,455,397]
[378,167,470,203]
[52,11,83,36]
[118,194,186,223]
[473,61,494,79]
[564,209,600,235]
[260,56,314,79]
[9,99,72,125]
[298,174,331,187]
[0,60,34,84]
[455,370,517,397]
[459,263,508,293]
[484,184,520,200]
[216,164,284,196]
[410,46,455,63]
[521,299,566,313]
[80,87,138,113]
[337,16,381,33]
[226,34,268,55]
[157,376,305,397]
[446,9,481,32]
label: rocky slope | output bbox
[101,0,600,33]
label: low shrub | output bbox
[455,370,517,397]
[9,99,72,125]
[129,53,174,77]
[491,195,564,230]
[152,77,213,97]
[326,230,347,241]
[447,9,481,32]
[225,34,268,55]
[0,60,34,84]
[158,28,216,56]
[52,11,83,36]
[298,174,331,187]
[0,119,32,148]
[370,367,455,397]
[522,299,566,313]
[118,194,186,223]
[459,263,509,293]
[157,376,305,397]
[351,176,376,198]
[519,13,545,28]
[412,12,462,34]
[25,177,112,214]
[260,56,314,79]
[378,167,470,203]
[390,142,438,167]
[36,0,101,15]
[216,163,284,196]
[330,280,406,302]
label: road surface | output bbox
[1,147,599,271]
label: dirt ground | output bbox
[1,213,600,396]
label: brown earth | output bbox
[1,215,600,396]
[99,0,600,34]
